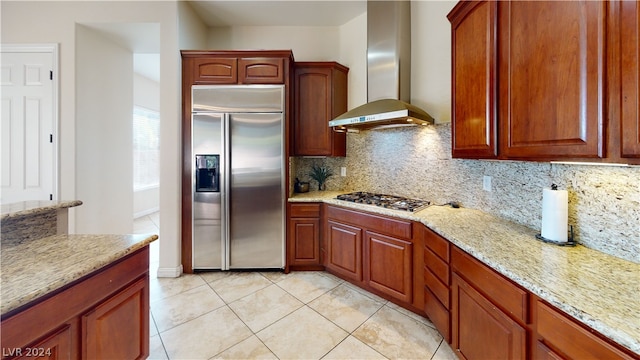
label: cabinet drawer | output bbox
[290,203,321,218]
[327,206,412,240]
[424,267,449,307]
[424,227,450,261]
[424,287,451,343]
[537,301,634,360]
[451,247,527,322]
[424,246,450,284]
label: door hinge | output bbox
[50,134,53,143]
[50,70,53,80]
[50,194,53,201]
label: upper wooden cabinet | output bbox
[449,0,639,164]
[448,1,497,159]
[183,50,292,85]
[498,0,605,159]
[293,62,348,157]
[620,0,640,157]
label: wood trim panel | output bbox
[536,301,635,360]
[452,246,528,323]
[620,0,640,157]
[326,205,412,240]
[289,203,321,218]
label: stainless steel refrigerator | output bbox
[191,85,285,270]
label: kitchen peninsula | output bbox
[289,191,640,358]
[1,201,158,359]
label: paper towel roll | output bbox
[541,188,568,243]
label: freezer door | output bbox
[228,112,284,269]
[192,114,224,269]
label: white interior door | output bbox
[1,45,57,203]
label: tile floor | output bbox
[134,214,457,360]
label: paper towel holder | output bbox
[535,225,576,247]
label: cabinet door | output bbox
[449,0,498,159]
[364,231,413,303]
[620,0,640,157]
[452,273,526,360]
[498,1,605,159]
[83,277,149,360]
[239,58,284,84]
[288,218,321,267]
[14,325,73,360]
[326,220,363,282]
[192,58,237,84]
[294,64,347,156]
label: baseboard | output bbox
[134,206,160,219]
[156,264,183,278]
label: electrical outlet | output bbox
[483,175,492,192]
[340,167,347,177]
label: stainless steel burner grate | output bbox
[336,192,430,212]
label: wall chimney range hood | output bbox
[329,1,435,131]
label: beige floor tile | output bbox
[151,284,225,332]
[386,301,436,328]
[260,270,290,283]
[341,281,389,305]
[149,311,158,337]
[322,336,388,360]
[433,340,458,360]
[148,335,168,360]
[161,306,252,360]
[229,284,303,332]
[212,335,278,360]
[353,305,443,360]
[198,270,232,284]
[309,284,385,332]
[276,271,341,303]
[150,274,206,302]
[257,306,349,360]
[208,272,273,303]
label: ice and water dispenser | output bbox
[195,154,220,192]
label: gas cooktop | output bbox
[336,192,430,213]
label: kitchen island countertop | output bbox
[289,191,640,355]
[1,200,83,220]
[1,233,158,316]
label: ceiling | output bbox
[187,1,367,27]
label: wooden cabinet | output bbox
[188,53,287,85]
[325,205,417,306]
[293,62,348,156]
[535,300,635,360]
[620,0,640,157]
[498,0,605,159]
[326,219,363,282]
[448,0,497,159]
[451,246,528,359]
[287,203,323,270]
[423,227,451,343]
[1,247,150,360]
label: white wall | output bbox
[133,73,160,218]
[1,1,183,276]
[76,24,133,233]
[338,12,367,110]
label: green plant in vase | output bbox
[309,164,334,191]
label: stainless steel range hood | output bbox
[329,1,434,131]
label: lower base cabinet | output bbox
[1,247,150,360]
[287,203,323,270]
[326,219,363,282]
[452,273,526,359]
[364,231,413,303]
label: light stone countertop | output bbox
[1,200,83,220]
[1,233,158,316]
[289,191,640,355]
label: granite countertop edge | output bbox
[1,233,158,316]
[1,200,83,220]
[289,191,640,354]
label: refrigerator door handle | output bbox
[221,114,231,271]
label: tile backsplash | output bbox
[293,124,639,263]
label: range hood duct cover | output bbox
[329,0,435,130]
